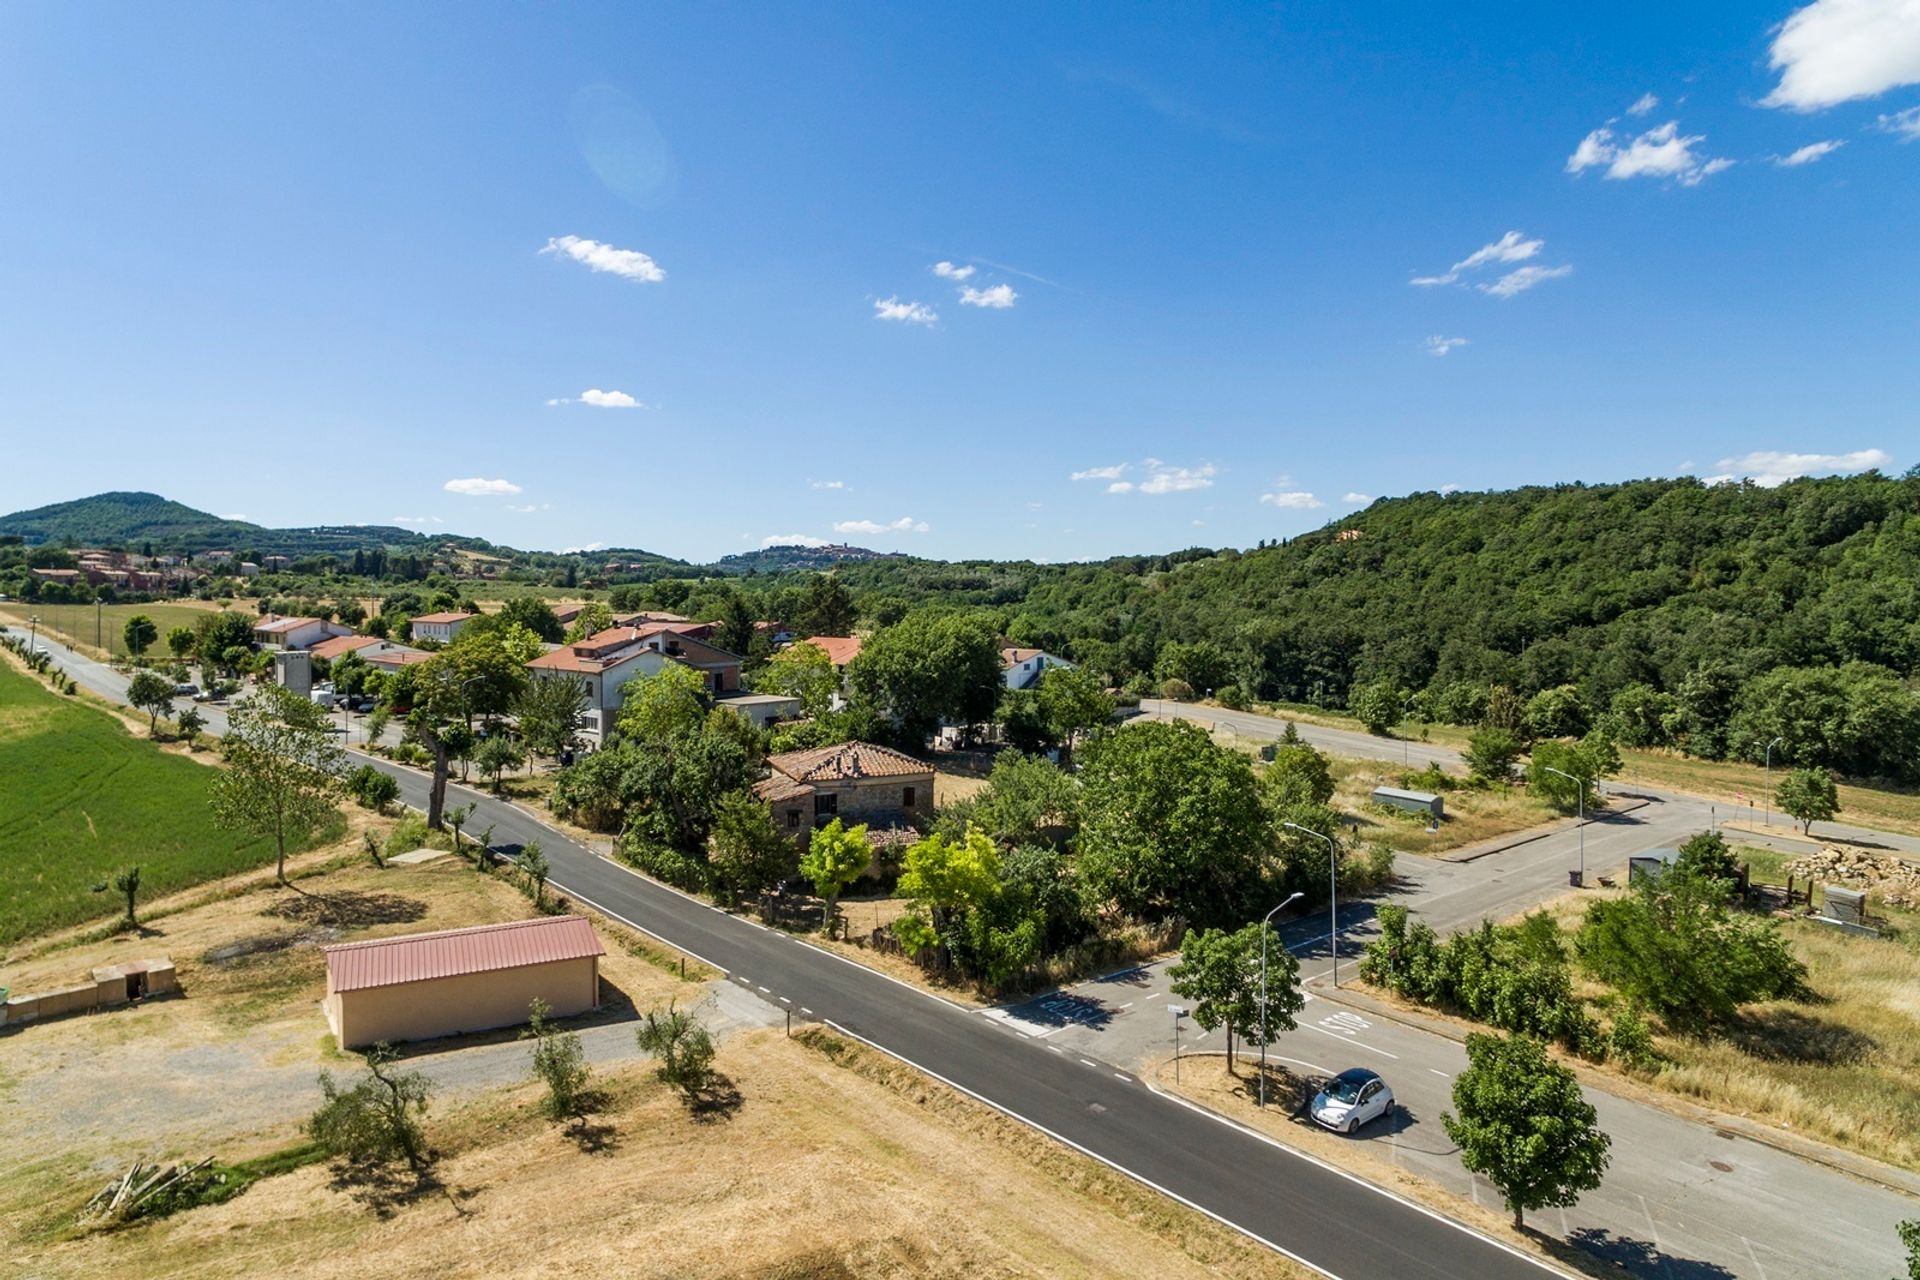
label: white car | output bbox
[1309,1068,1394,1134]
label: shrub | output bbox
[635,1002,717,1106]
[1214,683,1247,709]
[345,764,401,813]
[386,812,431,854]
[307,1045,432,1175]
[620,837,711,894]
[1607,1001,1660,1072]
[1159,677,1195,701]
[1463,727,1522,780]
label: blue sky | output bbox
[2,2,1916,562]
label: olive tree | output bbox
[209,684,345,883]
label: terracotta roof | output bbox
[411,611,474,624]
[754,773,816,803]
[766,740,931,783]
[325,916,603,993]
[802,635,862,667]
[310,634,383,662]
[1001,646,1045,668]
[255,616,321,633]
[364,648,433,667]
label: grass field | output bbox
[0,600,226,662]
[0,659,329,946]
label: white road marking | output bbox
[1080,1058,1099,1068]
[1743,1236,1769,1280]
[1428,1068,1450,1078]
[800,1007,813,1015]
[779,996,791,1004]
[1114,1073,1132,1082]
[1047,1045,1064,1054]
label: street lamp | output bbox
[1763,736,1784,829]
[1400,693,1417,767]
[1539,765,1587,885]
[1258,890,1306,1108]
[1282,821,1340,986]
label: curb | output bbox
[1434,798,1652,864]
[1302,977,1920,1201]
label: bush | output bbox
[1463,727,1522,780]
[635,1002,718,1106]
[1401,763,1457,792]
[1159,677,1195,701]
[307,1046,432,1174]
[619,837,711,894]
[1214,683,1247,710]
[345,764,401,813]
[386,812,431,854]
[1607,1001,1660,1072]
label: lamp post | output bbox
[1763,736,1784,830]
[1282,821,1340,986]
[1540,765,1587,885]
[1258,890,1306,1108]
[28,614,41,653]
[1400,693,1417,767]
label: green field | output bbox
[0,661,327,947]
[0,600,226,662]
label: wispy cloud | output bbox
[540,235,665,283]
[1878,105,1920,139]
[1137,460,1217,495]
[1439,483,1463,494]
[1627,92,1660,116]
[1704,447,1892,487]
[505,503,551,514]
[1259,490,1324,509]
[1776,139,1846,166]
[1425,335,1469,356]
[444,477,523,497]
[547,388,642,408]
[959,283,1018,309]
[762,533,831,548]
[562,541,608,554]
[1065,64,1254,141]
[1411,230,1542,287]
[1070,463,1130,482]
[1762,0,1920,110]
[1343,492,1373,504]
[874,296,938,325]
[1481,264,1574,299]
[809,479,846,490]
[833,516,929,535]
[1566,120,1732,186]
[932,261,976,281]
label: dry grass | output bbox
[1326,755,1560,857]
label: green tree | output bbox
[845,610,1002,745]
[706,792,797,905]
[619,662,710,743]
[517,840,550,906]
[193,610,255,672]
[635,1002,717,1106]
[496,595,564,643]
[121,613,158,658]
[799,817,870,932]
[1262,740,1335,810]
[174,704,207,746]
[126,669,176,734]
[1896,1219,1920,1280]
[1155,640,1232,695]
[1523,684,1591,740]
[897,826,1003,936]
[1442,1032,1611,1229]
[1077,720,1271,924]
[956,751,1081,846]
[1775,767,1839,836]
[308,1044,433,1175]
[165,625,195,659]
[1168,922,1300,1072]
[515,674,588,763]
[1348,679,1405,736]
[92,865,142,929]
[474,732,525,793]
[524,997,592,1129]
[758,640,838,718]
[1528,737,1619,814]
[1463,727,1522,780]
[795,573,857,637]
[1036,664,1114,755]
[345,763,401,812]
[563,601,614,643]
[209,684,345,883]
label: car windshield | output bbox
[1323,1075,1370,1103]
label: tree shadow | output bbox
[563,1092,620,1154]
[1560,1227,1738,1280]
[327,1157,477,1221]
[688,1072,744,1124]
[1725,1007,1875,1066]
[265,890,429,929]
[999,989,1115,1033]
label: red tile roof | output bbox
[310,634,383,662]
[766,740,931,783]
[802,635,862,667]
[411,611,474,625]
[364,648,434,667]
[754,773,816,803]
[255,616,321,633]
[324,916,603,994]
[1001,646,1045,669]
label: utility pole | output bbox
[1763,736,1784,830]
[1169,1004,1187,1083]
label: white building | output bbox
[253,616,353,651]
[409,611,476,644]
[1001,646,1074,691]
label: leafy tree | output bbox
[192,610,255,671]
[635,1002,717,1106]
[1529,736,1618,814]
[1463,727,1522,780]
[1348,679,1405,736]
[794,572,857,637]
[1524,684,1590,740]
[165,625,195,658]
[898,826,1003,934]
[1262,740,1335,810]
[619,662,710,743]
[758,640,838,718]
[345,763,401,812]
[1674,829,1739,885]
[174,705,206,746]
[1077,720,1271,924]
[92,865,142,929]
[1897,1219,1920,1280]
[514,840,550,906]
[617,726,753,850]
[846,610,1003,745]
[1168,922,1300,1072]
[799,817,870,932]
[495,595,564,643]
[116,613,155,657]
[524,997,592,1128]
[563,601,614,643]
[474,732,525,793]
[953,751,1081,847]
[706,791,797,904]
[127,669,176,734]
[515,674,588,763]
[1776,767,1840,836]
[308,1044,433,1175]
[210,684,345,883]
[995,688,1053,753]
[1036,664,1114,754]
[1442,1032,1610,1229]
[1155,640,1233,695]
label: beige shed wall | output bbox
[325,956,598,1048]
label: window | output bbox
[902,786,916,808]
[816,793,838,816]
[786,809,800,828]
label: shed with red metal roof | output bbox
[321,915,603,1048]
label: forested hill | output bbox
[823,472,1920,779]
[0,491,433,556]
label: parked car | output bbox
[1309,1068,1394,1134]
[347,695,376,713]
[174,683,199,697]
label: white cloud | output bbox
[1425,335,1469,356]
[809,479,846,490]
[1411,231,1542,286]
[562,542,608,554]
[219,512,250,521]
[444,477,523,497]
[1704,447,1893,487]
[1481,264,1574,298]
[1137,460,1217,494]
[1777,139,1847,165]
[1627,92,1660,116]
[761,533,831,548]
[959,283,1018,309]
[392,515,444,526]
[1259,490,1324,509]
[1108,481,1135,494]
[833,516,929,535]
[1070,463,1130,482]
[1343,492,1373,504]
[548,388,642,408]
[1762,0,1920,110]
[874,296,938,325]
[505,503,550,514]
[1439,483,1463,494]
[1879,104,1920,137]
[1566,120,1731,185]
[932,261,976,280]
[540,235,665,283]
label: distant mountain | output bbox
[713,542,905,574]
[0,491,432,556]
